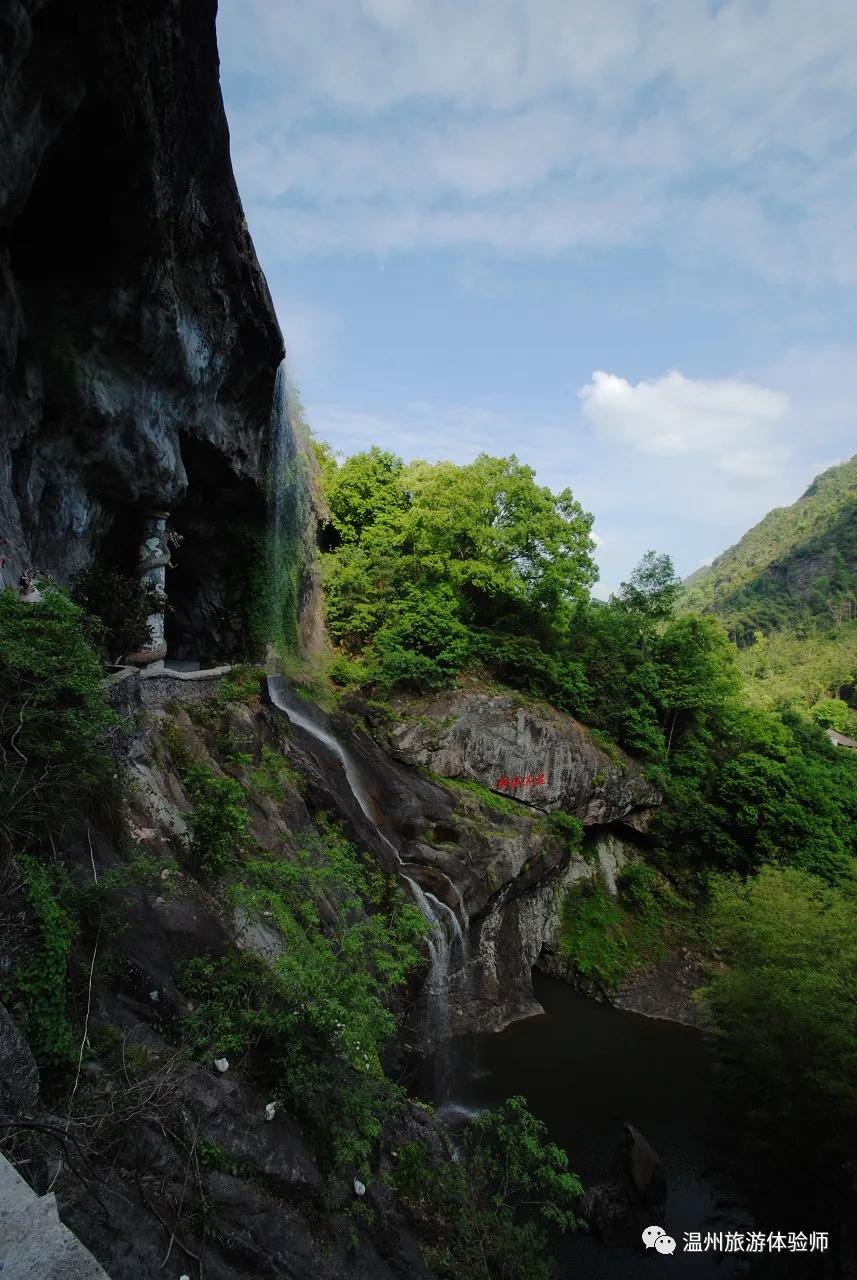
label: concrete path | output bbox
[0,1153,111,1279]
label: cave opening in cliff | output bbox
[165,435,266,664]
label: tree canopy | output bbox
[323,449,596,693]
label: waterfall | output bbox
[267,359,306,649]
[268,360,289,571]
[266,675,468,1050]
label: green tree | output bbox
[655,615,739,753]
[616,550,681,624]
[392,1096,583,1280]
[327,446,406,544]
[321,449,596,699]
[699,867,857,1264]
[811,697,851,732]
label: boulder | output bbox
[581,1123,667,1245]
[385,689,659,823]
[625,1123,667,1205]
[0,1003,39,1114]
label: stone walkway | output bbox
[0,1153,111,1279]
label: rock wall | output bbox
[305,689,660,1037]
[0,0,317,659]
[384,688,660,823]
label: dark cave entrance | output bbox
[165,435,267,663]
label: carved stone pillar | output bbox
[125,510,169,665]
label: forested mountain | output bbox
[680,456,857,716]
[681,455,857,642]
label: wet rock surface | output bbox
[265,689,660,1039]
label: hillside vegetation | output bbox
[681,455,857,720]
[682,454,857,640]
[310,442,857,1258]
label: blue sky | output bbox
[216,0,857,595]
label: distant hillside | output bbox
[681,455,857,644]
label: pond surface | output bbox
[421,972,747,1278]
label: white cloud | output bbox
[300,348,852,596]
[578,369,792,479]
[218,0,857,281]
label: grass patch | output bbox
[559,864,687,996]
[434,775,529,817]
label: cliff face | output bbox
[0,0,302,658]
[321,687,660,1036]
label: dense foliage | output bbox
[70,563,161,662]
[698,867,857,1261]
[322,448,596,698]
[176,797,427,1173]
[391,1096,582,1280]
[315,438,857,1271]
[680,456,857,730]
[681,454,857,638]
[0,588,113,862]
[559,862,685,994]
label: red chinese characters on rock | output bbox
[496,771,546,790]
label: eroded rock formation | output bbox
[383,687,660,823]
[0,0,318,659]
[294,687,661,1036]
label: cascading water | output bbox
[268,360,289,576]
[267,359,309,648]
[265,365,467,1084]
[266,675,468,1058]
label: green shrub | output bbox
[70,563,161,662]
[441,776,526,816]
[538,810,584,851]
[250,745,302,800]
[14,856,78,1066]
[181,763,251,876]
[618,862,666,919]
[391,1096,583,1280]
[559,878,629,994]
[0,588,113,858]
[179,820,426,1174]
[810,697,850,732]
[371,586,472,693]
[217,665,265,708]
[328,653,373,689]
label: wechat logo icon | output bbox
[643,1225,677,1255]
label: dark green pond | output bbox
[422,972,747,1278]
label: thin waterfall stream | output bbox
[266,674,469,1060]
[266,363,468,1065]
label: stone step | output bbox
[0,1153,111,1279]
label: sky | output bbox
[216,0,857,595]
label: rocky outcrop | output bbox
[339,688,658,1033]
[582,1124,667,1246]
[0,691,439,1280]
[384,688,659,824]
[262,688,657,1038]
[0,1005,39,1115]
[0,0,317,659]
[613,948,703,1026]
